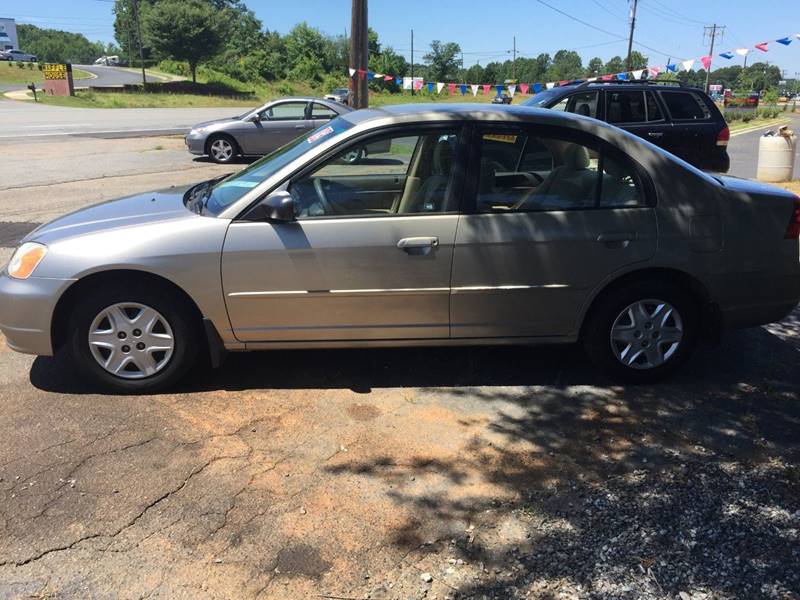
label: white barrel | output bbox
[757,132,796,182]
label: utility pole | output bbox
[410,29,414,96]
[131,0,146,89]
[349,0,368,108]
[512,35,517,81]
[625,0,638,72]
[703,24,725,93]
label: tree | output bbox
[546,49,582,81]
[424,40,462,82]
[587,57,604,76]
[628,50,648,70]
[283,22,329,81]
[604,56,625,74]
[18,24,106,63]
[145,0,222,82]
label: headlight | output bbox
[7,242,47,280]
[192,127,206,136]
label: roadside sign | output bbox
[42,63,74,97]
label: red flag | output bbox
[357,69,367,80]
[601,74,614,81]
[700,55,713,70]
[559,80,568,86]
[755,42,769,52]
[383,75,393,81]
[519,83,530,95]
[482,84,491,95]
[448,83,456,94]
[648,66,661,78]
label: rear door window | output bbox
[606,91,647,124]
[660,91,711,120]
[563,91,600,118]
[645,91,664,121]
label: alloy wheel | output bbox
[610,299,684,370]
[210,138,233,162]
[88,303,175,379]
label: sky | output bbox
[9,0,800,76]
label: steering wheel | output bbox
[313,177,336,215]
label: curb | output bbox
[730,120,791,138]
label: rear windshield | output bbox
[660,91,712,120]
[202,117,354,216]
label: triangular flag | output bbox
[632,69,644,80]
[395,77,403,85]
[495,85,504,95]
[700,55,713,70]
[533,83,542,93]
[649,66,661,77]
[546,82,555,89]
[348,68,356,77]
[719,52,734,60]
[414,79,424,90]
[427,82,434,93]
[471,84,479,96]
[508,84,516,97]
[735,48,749,56]
[373,73,383,79]
[367,71,375,79]
[558,80,568,86]
[796,33,800,40]
[436,82,445,94]
[587,77,597,82]
[681,59,695,71]
[666,63,678,72]
[519,83,529,95]
[755,42,769,52]
[601,74,614,81]
[448,83,456,95]
[617,72,628,81]
[776,37,792,46]
[357,69,367,80]
[384,75,393,81]
[482,84,491,95]
[460,84,467,95]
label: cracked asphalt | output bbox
[0,136,799,599]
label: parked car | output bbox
[2,104,799,392]
[94,55,121,66]
[492,92,513,105]
[324,87,351,105]
[0,49,37,62]
[186,98,360,164]
[523,80,730,172]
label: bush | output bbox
[276,82,295,96]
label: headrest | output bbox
[576,103,591,117]
[433,138,454,174]
[563,144,590,170]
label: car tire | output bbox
[207,135,239,164]
[67,282,202,393]
[583,280,699,383]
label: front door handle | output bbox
[397,237,439,255]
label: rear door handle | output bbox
[597,232,635,246]
[397,237,439,255]
[647,132,664,139]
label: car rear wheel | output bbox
[207,135,238,164]
[68,284,201,393]
[583,280,699,382]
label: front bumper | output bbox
[0,272,72,356]
[185,133,206,156]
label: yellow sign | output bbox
[43,63,67,81]
[483,134,518,144]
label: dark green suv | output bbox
[523,80,730,173]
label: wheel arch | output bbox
[578,267,719,341]
[204,132,239,156]
[51,269,206,353]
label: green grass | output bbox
[24,89,259,108]
[728,116,790,132]
[0,62,92,85]
[369,91,529,107]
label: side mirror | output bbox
[248,191,295,222]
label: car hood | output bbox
[192,117,243,129]
[24,188,198,245]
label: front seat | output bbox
[575,103,591,117]
[516,144,596,211]
[409,138,454,212]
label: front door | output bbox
[222,126,465,342]
[451,123,657,338]
[242,101,312,155]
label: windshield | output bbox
[202,116,354,216]
[521,89,564,108]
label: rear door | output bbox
[247,101,312,154]
[658,90,718,167]
[451,123,657,338]
[605,89,671,150]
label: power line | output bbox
[648,0,708,25]
[532,0,627,41]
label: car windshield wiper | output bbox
[186,174,230,215]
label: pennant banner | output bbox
[700,55,713,70]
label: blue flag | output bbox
[460,84,467,95]
[495,85,504,96]
[776,37,792,46]
[719,52,735,59]
[533,83,542,94]
[666,63,678,73]
[427,82,434,93]
[617,72,628,81]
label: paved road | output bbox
[73,64,163,88]
[0,99,245,139]
[728,113,800,179]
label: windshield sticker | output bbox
[218,179,260,189]
[307,125,334,144]
[483,134,518,144]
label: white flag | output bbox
[508,84,516,97]
[546,82,555,89]
[632,69,644,80]
[470,84,479,96]
[735,47,749,56]
[374,73,384,79]
[403,77,412,90]
[587,77,598,82]
[436,82,445,94]
[348,68,356,77]
[681,59,695,71]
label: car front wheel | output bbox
[583,280,699,382]
[207,135,238,164]
[68,284,201,393]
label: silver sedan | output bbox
[185,97,352,164]
[2,104,799,392]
